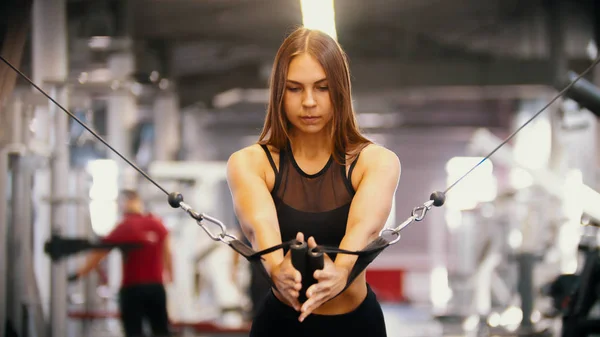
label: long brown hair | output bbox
[258,27,371,164]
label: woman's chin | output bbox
[290,121,329,134]
[293,125,327,135]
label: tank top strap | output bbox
[339,150,361,195]
[260,144,277,174]
[260,144,284,194]
[347,152,361,181]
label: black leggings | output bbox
[118,283,170,337]
[250,284,387,337]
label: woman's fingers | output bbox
[307,236,317,248]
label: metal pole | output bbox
[9,97,35,335]
[516,253,538,332]
[20,103,47,337]
[153,92,181,162]
[0,94,28,336]
[5,95,26,336]
[0,143,7,337]
[76,168,97,337]
[9,153,25,334]
[48,84,70,337]
[32,0,68,335]
[547,0,567,87]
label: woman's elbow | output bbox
[241,225,255,244]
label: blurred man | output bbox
[71,189,173,337]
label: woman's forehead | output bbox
[287,54,326,83]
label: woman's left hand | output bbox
[298,236,349,322]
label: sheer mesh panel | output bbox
[275,149,354,213]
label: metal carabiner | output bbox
[196,213,229,242]
[378,228,402,245]
[379,215,415,245]
[376,199,436,246]
[218,232,239,244]
[412,200,434,221]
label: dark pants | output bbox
[250,284,387,337]
[118,283,170,337]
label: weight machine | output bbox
[147,160,249,327]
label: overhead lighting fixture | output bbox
[300,0,337,41]
[88,36,112,50]
[149,71,160,83]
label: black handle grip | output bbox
[290,240,307,271]
[306,248,324,288]
[290,240,309,302]
[289,241,326,303]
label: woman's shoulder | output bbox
[349,143,399,167]
[361,143,398,160]
[227,143,281,170]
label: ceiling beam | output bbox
[348,57,591,91]
[175,56,590,108]
[188,97,516,132]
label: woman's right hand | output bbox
[271,232,305,311]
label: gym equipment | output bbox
[470,127,600,223]
[466,129,573,336]
[43,234,144,262]
[147,161,250,325]
[542,234,600,337]
[557,71,600,118]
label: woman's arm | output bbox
[334,144,401,274]
[226,145,284,273]
[227,145,303,310]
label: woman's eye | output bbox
[286,87,301,92]
[317,86,329,91]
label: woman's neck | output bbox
[289,130,332,160]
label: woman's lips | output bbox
[300,116,321,124]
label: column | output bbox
[592,2,600,193]
[0,120,7,337]
[31,1,70,336]
[153,92,180,161]
[105,52,138,313]
[107,52,138,188]
[5,95,26,334]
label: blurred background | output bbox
[2,0,600,336]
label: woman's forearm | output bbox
[333,226,376,275]
[244,221,285,275]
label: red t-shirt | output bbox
[102,212,169,287]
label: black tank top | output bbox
[261,144,360,257]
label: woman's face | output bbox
[283,53,333,136]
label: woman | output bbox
[226,27,400,336]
